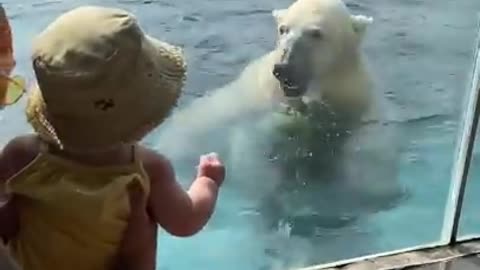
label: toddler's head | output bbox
[26,6,187,151]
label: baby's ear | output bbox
[351,14,373,42]
[272,9,287,24]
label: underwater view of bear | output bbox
[2,0,480,269]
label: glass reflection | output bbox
[2,0,480,269]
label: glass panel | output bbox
[2,0,480,269]
[459,128,480,238]
[459,62,480,239]
[442,4,480,241]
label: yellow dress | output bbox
[4,144,150,270]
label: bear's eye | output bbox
[278,25,289,35]
[307,28,323,39]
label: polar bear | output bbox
[226,0,378,185]
[269,0,374,123]
[152,0,407,236]
[154,0,376,159]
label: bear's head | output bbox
[271,0,373,98]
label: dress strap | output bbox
[131,144,142,168]
[38,139,50,154]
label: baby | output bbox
[0,6,225,270]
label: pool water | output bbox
[3,0,480,269]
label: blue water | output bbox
[2,0,480,269]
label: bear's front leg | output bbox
[280,97,309,116]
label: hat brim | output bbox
[26,35,187,151]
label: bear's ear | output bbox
[351,14,373,41]
[272,9,287,24]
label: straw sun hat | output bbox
[26,6,187,151]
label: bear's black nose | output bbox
[273,63,304,97]
[273,63,289,81]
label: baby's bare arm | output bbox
[0,135,38,240]
[0,135,38,269]
[140,147,221,237]
[0,135,39,183]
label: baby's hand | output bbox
[196,152,225,186]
